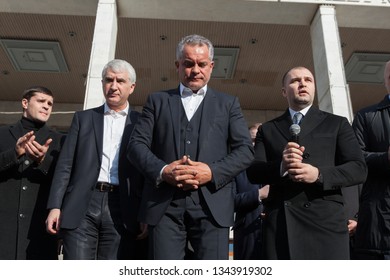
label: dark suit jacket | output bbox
[128,87,254,227]
[233,171,263,260]
[47,105,144,234]
[0,120,64,259]
[247,106,367,259]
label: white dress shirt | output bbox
[180,83,207,121]
[97,102,128,185]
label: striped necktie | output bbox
[293,112,303,124]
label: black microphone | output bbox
[289,124,301,144]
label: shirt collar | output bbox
[104,102,129,117]
[179,83,207,97]
[289,105,311,119]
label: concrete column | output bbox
[83,0,117,110]
[310,5,353,122]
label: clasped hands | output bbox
[15,131,52,164]
[162,155,212,191]
[282,142,319,184]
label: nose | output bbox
[110,79,119,89]
[191,64,200,74]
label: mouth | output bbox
[298,90,308,95]
[189,76,202,81]
[107,93,119,98]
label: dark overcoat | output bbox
[352,95,390,255]
[0,120,64,259]
[247,106,367,259]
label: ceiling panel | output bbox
[0,3,389,129]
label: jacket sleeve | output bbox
[352,110,390,174]
[207,97,254,190]
[0,148,20,172]
[127,94,168,183]
[47,114,80,209]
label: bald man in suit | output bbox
[247,66,367,259]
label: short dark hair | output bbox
[22,86,53,101]
[282,66,312,86]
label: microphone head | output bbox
[289,124,301,136]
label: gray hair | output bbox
[176,34,214,61]
[101,59,136,83]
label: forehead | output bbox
[287,68,314,80]
[104,68,128,78]
[182,44,210,59]
[30,92,53,101]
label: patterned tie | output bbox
[293,112,303,125]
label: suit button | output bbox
[22,185,28,191]
[186,140,191,144]
[304,202,311,208]
[284,201,291,206]
[19,213,25,219]
[24,160,30,166]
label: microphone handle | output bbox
[291,135,299,144]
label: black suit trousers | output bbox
[62,190,122,260]
[148,189,229,260]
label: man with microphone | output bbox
[247,66,367,259]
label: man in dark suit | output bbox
[0,86,64,259]
[46,59,147,260]
[352,60,390,259]
[127,34,254,260]
[233,123,269,260]
[247,66,367,259]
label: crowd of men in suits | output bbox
[1,34,390,260]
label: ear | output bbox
[128,83,136,95]
[281,88,287,98]
[22,98,28,110]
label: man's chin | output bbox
[32,117,47,124]
[296,98,311,105]
[186,82,204,92]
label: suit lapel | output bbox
[93,105,104,164]
[168,88,182,158]
[9,121,24,141]
[198,88,216,156]
[275,107,327,142]
[274,110,292,141]
[299,106,326,139]
[119,110,135,158]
